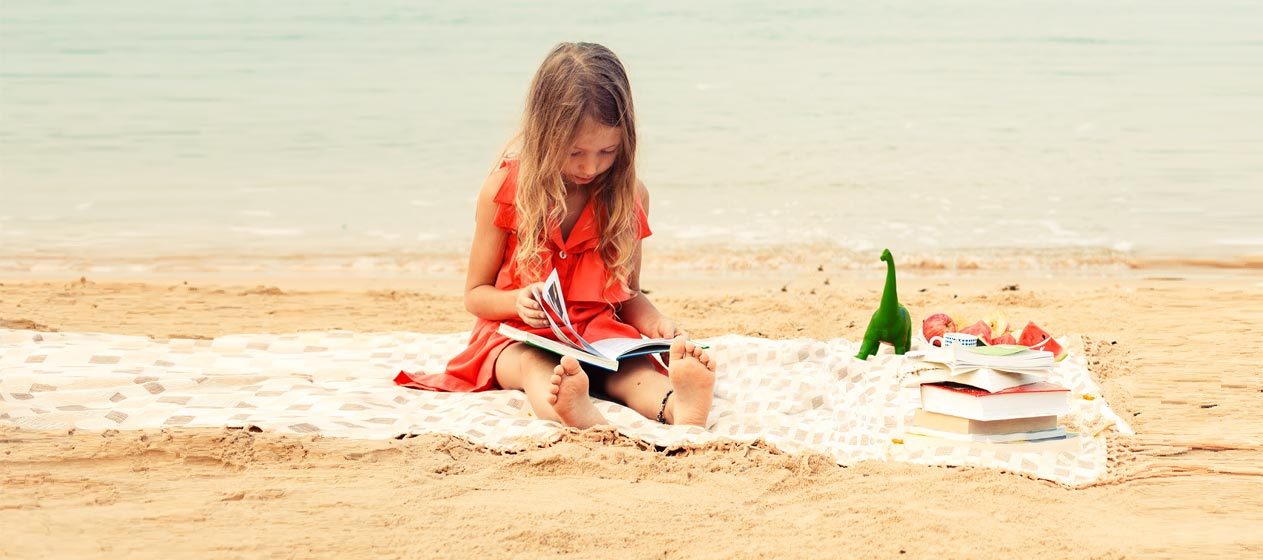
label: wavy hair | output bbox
[508,42,640,291]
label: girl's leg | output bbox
[601,337,716,427]
[495,343,607,428]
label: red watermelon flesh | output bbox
[1017,322,1066,361]
[958,320,993,345]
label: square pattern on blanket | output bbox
[0,329,1130,485]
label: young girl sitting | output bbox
[396,42,716,429]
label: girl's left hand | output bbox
[643,316,687,340]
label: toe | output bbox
[559,356,581,375]
[669,336,687,362]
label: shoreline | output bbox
[2,260,1260,298]
[3,243,1260,283]
[3,259,1260,296]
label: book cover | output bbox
[911,408,1058,435]
[920,381,1070,421]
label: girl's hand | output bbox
[516,283,548,328]
[643,315,687,340]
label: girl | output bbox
[396,42,716,429]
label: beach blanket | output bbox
[0,329,1131,485]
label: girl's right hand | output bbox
[516,282,548,328]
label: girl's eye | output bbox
[601,149,616,155]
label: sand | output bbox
[2,267,1262,559]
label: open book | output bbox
[911,367,1046,393]
[923,344,1055,376]
[496,269,676,371]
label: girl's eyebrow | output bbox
[571,143,621,153]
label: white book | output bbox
[920,381,1070,421]
[497,324,672,371]
[923,344,1054,376]
[914,367,1046,393]
[904,425,1068,443]
[498,269,683,371]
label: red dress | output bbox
[394,159,653,392]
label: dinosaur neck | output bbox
[880,258,899,310]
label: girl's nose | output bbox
[578,158,595,175]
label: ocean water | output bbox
[3,0,1261,274]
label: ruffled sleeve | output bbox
[491,159,519,232]
[634,194,652,240]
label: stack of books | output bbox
[907,345,1070,443]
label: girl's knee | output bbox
[496,344,556,389]
[513,346,561,382]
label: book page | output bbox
[534,283,580,348]
[962,346,1053,362]
[967,344,1030,356]
[956,347,1053,369]
[919,346,1053,375]
[536,270,599,355]
[498,324,618,370]
[588,337,672,360]
[915,367,1046,393]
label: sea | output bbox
[2,0,1261,277]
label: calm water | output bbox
[3,0,1261,273]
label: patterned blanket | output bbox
[0,329,1131,485]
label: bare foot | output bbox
[667,336,716,427]
[548,356,607,429]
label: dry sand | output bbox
[2,267,1262,559]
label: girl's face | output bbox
[563,118,621,188]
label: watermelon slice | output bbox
[958,320,994,345]
[1017,322,1067,361]
[991,333,1017,345]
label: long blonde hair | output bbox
[509,42,640,290]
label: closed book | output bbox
[904,425,1068,443]
[911,409,1058,435]
[899,432,1081,453]
[920,381,1069,421]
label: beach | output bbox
[3,264,1261,559]
[5,1,1263,557]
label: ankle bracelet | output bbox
[657,390,673,424]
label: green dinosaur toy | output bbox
[855,248,912,360]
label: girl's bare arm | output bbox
[616,183,684,338]
[462,168,546,327]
